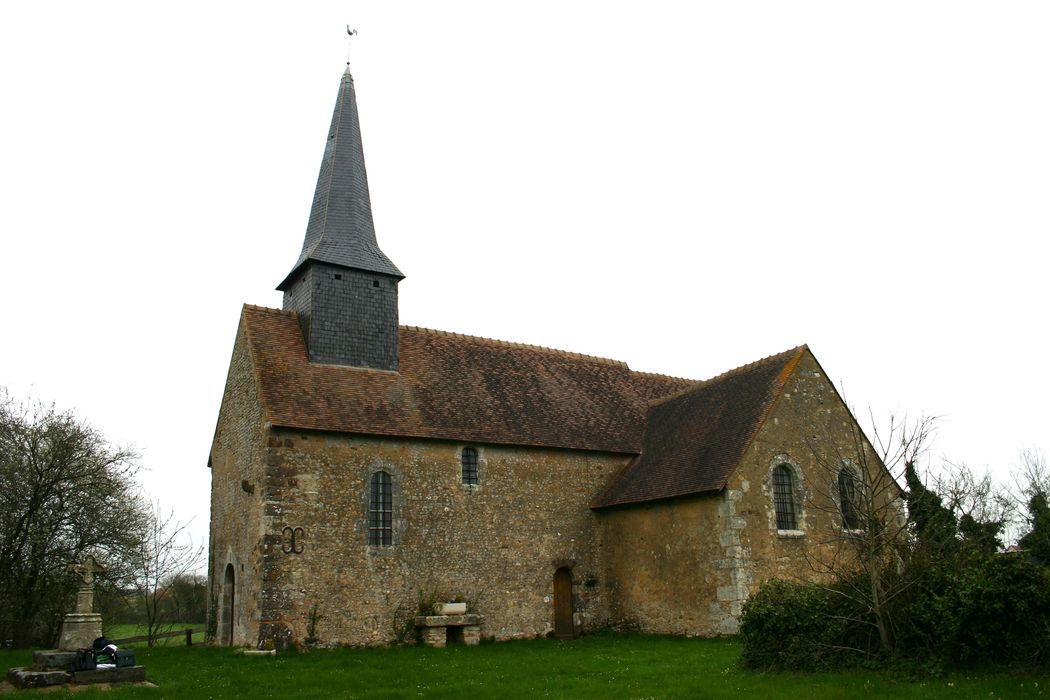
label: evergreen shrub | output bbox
[899,553,1050,668]
[739,579,863,671]
[741,556,1050,672]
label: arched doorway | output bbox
[553,567,574,639]
[222,564,235,646]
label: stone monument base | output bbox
[6,647,147,689]
[58,612,102,650]
[7,665,147,689]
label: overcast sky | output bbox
[1,1,1047,553]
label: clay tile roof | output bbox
[241,305,697,453]
[592,346,808,509]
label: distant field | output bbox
[1,634,1045,698]
[103,623,206,647]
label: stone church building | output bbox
[208,67,877,648]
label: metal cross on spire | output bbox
[346,26,358,68]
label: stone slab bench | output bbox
[413,613,483,647]
[7,665,146,689]
[33,649,78,670]
[7,667,70,689]
[6,647,147,689]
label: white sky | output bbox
[1,2,1047,553]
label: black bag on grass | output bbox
[92,636,118,664]
[68,648,97,672]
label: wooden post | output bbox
[185,628,193,646]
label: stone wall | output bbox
[255,432,631,647]
[597,494,725,635]
[598,350,893,636]
[207,320,269,646]
[729,351,893,599]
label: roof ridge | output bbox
[631,369,702,384]
[400,325,629,368]
[698,344,808,387]
[243,303,297,317]
[644,345,808,408]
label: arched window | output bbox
[461,447,479,485]
[368,471,392,546]
[838,468,861,530]
[772,464,797,530]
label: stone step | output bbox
[7,667,71,689]
[6,664,148,689]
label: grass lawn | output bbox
[1,634,1045,698]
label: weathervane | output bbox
[346,26,358,68]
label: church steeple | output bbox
[278,67,403,371]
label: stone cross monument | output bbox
[57,555,105,650]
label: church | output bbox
[208,66,878,648]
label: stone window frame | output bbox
[836,460,864,533]
[772,464,799,531]
[362,462,403,553]
[766,455,806,538]
[367,471,392,546]
[455,445,485,490]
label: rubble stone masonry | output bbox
[211,330,635,650]
[255,435,631,647]
[208,321,269,646]
[598,352,887,636]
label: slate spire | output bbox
[278,67,403,290]
[278,67,403,371]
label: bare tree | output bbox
[127,502,205,646]
[796,403,1021,659]
[1014,448,1049,507]
[746,401,1047,669]
[1016,448,1050,563]
[930,463,1012,552]
[0,390,147,647]
[166,573,208,624]
[798,410,933,655]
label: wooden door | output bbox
[553,567,574,639]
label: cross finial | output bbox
[346,26,358,69]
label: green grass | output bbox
[1,635,1046,698]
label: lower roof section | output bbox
[592,346,807,509]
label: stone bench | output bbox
[413,614,483,648]
[6,651,147,689]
